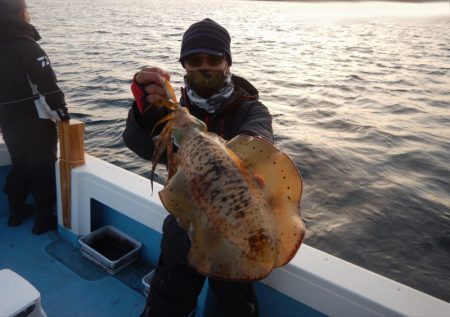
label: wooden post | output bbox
[58,120,85,229]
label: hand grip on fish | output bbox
[162,79,177,103]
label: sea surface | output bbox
[16,0,450,303]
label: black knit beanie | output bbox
[0,0,26,14]
[180,18,232,66]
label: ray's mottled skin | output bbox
[178,129,276,263]
[152,80,305,281]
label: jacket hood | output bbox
[231,74,259,98]
[217,74,260,113]
[0,15,41,42]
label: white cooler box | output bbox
[0,269,46,317]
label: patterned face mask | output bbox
[185,69,226,98]
[184,73,234,114]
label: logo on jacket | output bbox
[37,56,50,67]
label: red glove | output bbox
[131,74,147,115]
[130,73,169,130]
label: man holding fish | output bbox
[124,18,304,317]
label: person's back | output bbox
[0,8,65,138]
[0,0,70,234]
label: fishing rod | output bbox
[0,89,63,106]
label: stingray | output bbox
[152,81,305,280]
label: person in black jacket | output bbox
[0,0,70,234]
[123,18,273,317]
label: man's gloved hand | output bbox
[131,75,148,115]
[56,107,71,121]
[130,67,173,130]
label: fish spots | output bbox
[163,132,305,280]
[152,90,306,280]
[248,230,270,253]
[234,210,246,220]
[203,162,224,178]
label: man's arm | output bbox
[237,101,274,143]
[122,100,168,161]
[122,68,171,161]
[27,45,69,120]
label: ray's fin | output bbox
[226,135,305,266]
[159,169,194,231]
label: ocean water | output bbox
[18,0,450,303]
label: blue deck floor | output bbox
[0,212,147,317]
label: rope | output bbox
[0,89,63,106]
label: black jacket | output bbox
[123,75,273,162]
[0,16,68,143]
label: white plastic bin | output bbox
[79,225,142,275]
[0,269,47,317]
